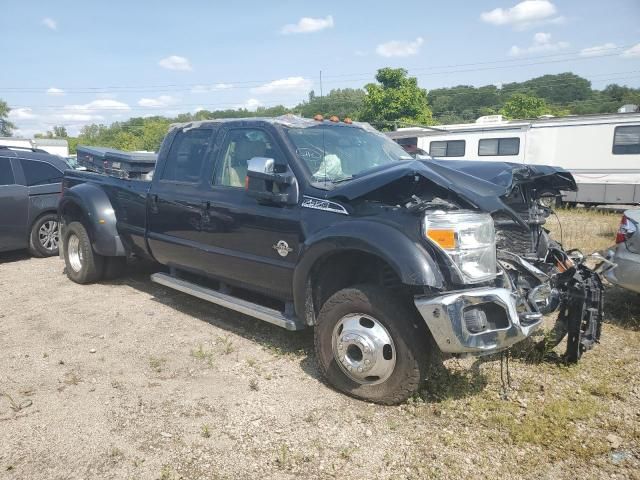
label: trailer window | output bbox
[161,129,213,183]
[613,125,640,155]
[19,159,63,186]
[429,140,465,157]
[0,157,15,185]
[478,137,520,156]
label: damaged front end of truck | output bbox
[325,158,604,361]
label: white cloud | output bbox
[579,42,617,57]
[235,99,263,111]
[481,0,561,29]
[251,77,312,95]
[57,113,104,122]
[509,32,569,56]
[65,99,131,113]
[46,87,65,96]
[622,43,640,58]
[137,95,178,108]
[8,108,37,120]
[281,15,334,34]
[42,17,57,30]
[376,37,424,58]
[191,83,234,93]
[158,55,192,71]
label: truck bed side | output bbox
[60,169,152,257]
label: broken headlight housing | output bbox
[423,211,497,284]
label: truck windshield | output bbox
[286,125,412,183]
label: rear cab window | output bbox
[19,159,63,186]
[613,125,640,154]
[429,140,465,157]
[161,129,213,183]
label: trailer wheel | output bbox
[63,221,105,284]
[314,284,432,405]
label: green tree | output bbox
[296,88,365,119]
[53,125,68,137]
[360,68,433,128]
[500,93,550,119]
[0,99,15,136]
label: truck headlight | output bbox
[423,211,497,284]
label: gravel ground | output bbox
[1,211,639,479]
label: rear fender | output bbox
[58,183,125,256]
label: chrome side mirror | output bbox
[247,157,275,175]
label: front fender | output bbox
[58,183,125,256]
[292,220,444,319]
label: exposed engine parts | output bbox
[494,184,605,363]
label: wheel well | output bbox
[60,201,86,226]
[308,250,412,322]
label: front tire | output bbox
[29,213,59,257]
[63,221,104,284]
[314,284,430,405]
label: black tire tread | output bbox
[314,284,430,405]
[28,213,59,257]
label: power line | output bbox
[1,44,636,94]
[9,72,640,112]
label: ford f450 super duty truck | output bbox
[58,115,603,404]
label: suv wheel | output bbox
[63,221,104,284]
[29,213,60,257]
[314,284,430,405]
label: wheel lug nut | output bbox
[358,367,363,372]
[365,360,370,365]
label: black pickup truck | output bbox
[58,115,603,404]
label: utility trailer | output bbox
[76,146,157,179]
[389,112,640,206]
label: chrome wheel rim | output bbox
[38,220,59,252]
[67,234,83,272]
[331,313,396,385]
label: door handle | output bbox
[149,194,159,213]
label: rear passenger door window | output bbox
[161,129,213,183]
[0,157,15,185]
[19,159,62,186]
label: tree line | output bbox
[1,69,639,154]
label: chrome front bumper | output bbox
[414,287,542,355]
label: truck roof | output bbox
[169,114,378,134]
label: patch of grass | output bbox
[201,424,211,438]
[216,336,235,355]
[586,380,624,400]
[159,465,175,480]
[249,378,259,391]
[149,356,166,373]
[63,371,81,386]
[190,345,214,366]
[275,444,289,469]
[485,396,609,458]
[339,447,356,461]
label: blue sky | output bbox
[2,0,640,136]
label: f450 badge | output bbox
[273,240,293,257]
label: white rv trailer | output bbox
[0,137,69,157]
[389,112,640,205]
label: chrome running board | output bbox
[151,272,304,331]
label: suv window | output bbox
[215,129,281,188]
[613,125,640,155]
[19,159,63,186]
[429,140,465,157]
[161,129,213,182]
[478,137,520,156]
[0,157,15,185]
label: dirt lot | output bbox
[1,209,639,480]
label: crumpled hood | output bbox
[324,159,576,226]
